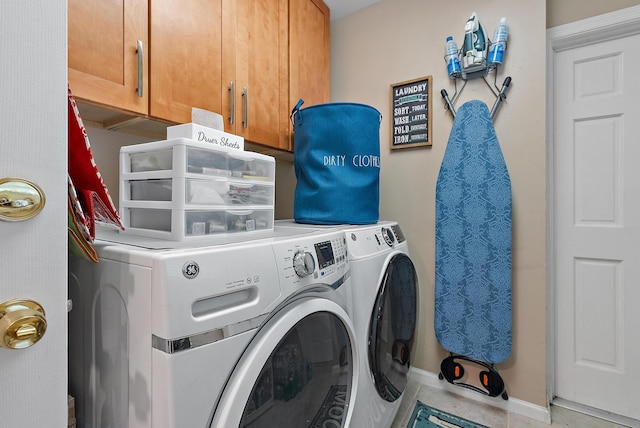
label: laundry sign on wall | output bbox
[390,76,432,149]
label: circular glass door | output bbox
[210,290,356,428]
[368,253,418,401]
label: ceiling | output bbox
[323,0,382,21]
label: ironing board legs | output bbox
[440,89,456,118]
[439,354,509,400]
[490,76,512,119]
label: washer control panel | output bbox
[344,222,405,259]
[273,231,349,290]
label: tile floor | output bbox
[391,378,632,428]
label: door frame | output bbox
[546,3,640,418]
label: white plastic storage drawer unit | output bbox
[119,138,275,241]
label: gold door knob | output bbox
[0,299,47,349]
[0,177,46,222]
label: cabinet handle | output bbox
[136,40,143,97]
[229,81,235,125]
[242,87,248,129]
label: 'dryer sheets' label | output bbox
[167,123,244,152]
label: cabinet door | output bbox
[233,0,290,150]
[289,0,330,151]
[150,0,225,124]
[290,0,330,109]
[68,0,148,114]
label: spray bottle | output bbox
[445,36,461,79]
[488,17,509,66]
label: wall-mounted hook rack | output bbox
[442,13,512,120]
[441,76,511,120]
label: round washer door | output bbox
[369,252,418,401]
[210,287,358,428]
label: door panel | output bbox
[289,0,330,109]
[554,33,640,420]
[69,1,124,82]
[150,0,224,123]
[234,0,289,149]
[0,1,67,426]
[369,253,417,401]
[68,0,148,114]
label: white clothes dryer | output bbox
[343,222,418,428]
[68,226,358,428]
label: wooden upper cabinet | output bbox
[231,0,290,151]
[68,0,329,152]
[289,0,330,111]
[149,0,225,124]
[68,0,148,115]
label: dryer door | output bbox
[369,253,418,401]
[210,287,357,428]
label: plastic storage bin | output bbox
[119,138,275,240]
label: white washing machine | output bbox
[274,220,419,428]
[343,222,418,428]
[68,225,358,428]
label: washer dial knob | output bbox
[381,227,395,247]
[293,251,316,277]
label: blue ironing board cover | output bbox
[434,100,512,364]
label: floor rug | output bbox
[406,400,489,428]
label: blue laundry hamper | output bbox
[291,99,381,225]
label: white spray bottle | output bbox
[488,17,509,66]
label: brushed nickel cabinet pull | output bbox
[242,87,248,128]
[229,81,235,125]
[136,40,143,97]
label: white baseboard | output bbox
[410,367,552,424]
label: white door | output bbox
[553,31,640,420]
[0,2,68,427]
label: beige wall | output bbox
[87,127,155,207]
[331,0,548,406]
[274,158,296,219]
[547,0,640,27]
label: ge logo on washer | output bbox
[182,261,200,279]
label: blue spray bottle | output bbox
[445,36,461,79]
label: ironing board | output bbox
[435,100,512,373]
